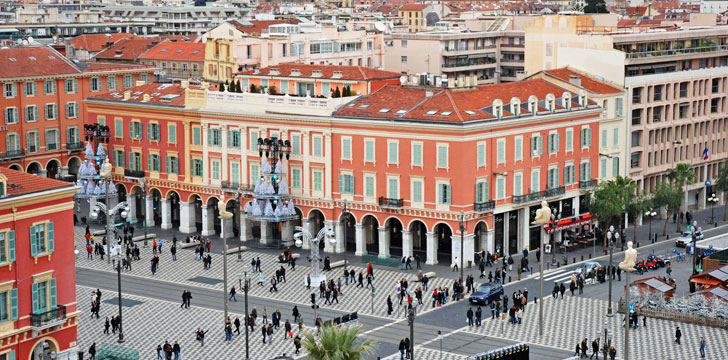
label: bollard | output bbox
[581,255,584,261]
[530,266,533,275]
[509,276,511,283]
[588,253,591,259]
[573,257,576,264]
[557,262,560,268]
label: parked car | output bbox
[675,232,692,248]
[575,261,601,276]
[646,254,669,268]
[469,283,504,305]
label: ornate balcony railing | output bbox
[378,197,404,208]
[513,186,565,205]
[124,169,145,178]
[221,181,253,192]
[0,149,25,162]
[580,179,598,189]
[474,200,495,213]
[67,142,84,151]
[31,305,66,328]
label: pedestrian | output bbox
[171,244,177,261]
[490,301,496,319]
[251,258,257,273]
[574,342,581,357]
[553,283,559,298]
[398,339,406,360]
[405,337,411,359]
[294,335,302,354]
[452,256,459,272]
[415,254,421,269]
[266,322,273,344]
[581,338,588,358]
[475,306,482,326]
[229,286,237,301]
[158,239,163,254]
[270,278,278,292]
[642,314,647,327]
[256,256,261,272]
[88,343,96,360]
[225,323,233,343]
[258,272,264,286]
[466,307,474,327]
[699,336,706,358]
[559,283,566,299]
[590,338,599,359]
[234,316,241,335]
[609,346,616,360]
[675,326,681,344]
[284,320,292,339]
[173,341,180,360]
[103,317,110,334]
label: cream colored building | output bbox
[525,14,728,212]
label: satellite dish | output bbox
[399,75,407,85]
[374,22,386,32]
[27,36,34,43]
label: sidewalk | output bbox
[78,205,728,283]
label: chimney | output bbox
[568,74,581,87]
[142,93,150,102]
[135,80,145,86]
[105,41,114,48]
[123,91,131,100]
[448,77,456,88]
[181,80,189,89]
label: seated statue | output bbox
[619,241,637,271]
[532,200,551,225]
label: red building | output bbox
[0,168,79,360]
[0,45,156,179]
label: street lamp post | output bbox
[551,210,561,265]
[602,320,610,360]
[115,253,125,343]
[646,211,656,243]
[458,210,468,283]
[606,225,618,317]
[342,200,349,271]
[708,193,719,226]
[407,307,415,359]
[235,190,244,261]
[437,330,443,360]
[243,271,250,359]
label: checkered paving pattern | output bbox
[75,226,472,320]
[379,347,468,360]
[462,295,726,359]
[77,285,308,360]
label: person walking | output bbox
[234,316,241,335]
[171,244,177,261]
[466,307,474,327]
[88,343,96,360]
[581,338,588,358]
[475,306,482,326]
[284,319,292,339]
[574,342,581,357]
[398,339,406,360]
[590,338,599,359]
[229,286,237,302]
[103,317,110,334]
[404,337,411,359]
[699,336,706,358]
[559,283,566,299]
[172,341,181,360]
[452,256,459,272]
[675,326,682,344]
[609,346,616,360]
[294,335,302,354]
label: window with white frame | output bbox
[44,80,55,95]
[64,79,78,94]
[477,142,486,167]
[364,174,376,198]
[496,177,506,200]
[26,131,39,153]
[3,83,16,98]
[4,108,17,124]
[148,123,161,141]
[123,75,133,88]
[531,134,543,156]
[341,137,352,160]
[211,159,220,180]
[339,173,355,194]
[531,168,540,192]
[547,167,560,189]
[566,128,573,152]
[514,137,523,161]
[496,139,505,164]
[548,132,559,154]
[44,104,57,120]
[65,102,78,118]
[291,168,302,188]
[387,176,399,199]
[387,140,398,165]
[564,163,575,185]
[24,82,36,96]
[45,129,58,151]
[24,105,37,122]
[313,169,323,192]
[436,144,448,169]
[513,172,522,196]
[90,78,102,92]
[364,139,375,163]
[411,142,423,167]
[106,76,118,90]
[581,127,592,148]
[437,181,451,205]
[475,180,489,202]
[411,178,424,204]
[580,161,591,181]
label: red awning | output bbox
[545,214,593,234]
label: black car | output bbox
[469,283,504,305]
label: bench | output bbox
[329,260,347,269]
[291,253,300,260]
[179,242,198,249]
[92,229,107,236]
[417,271,436,282]
[132,233,156,242]
[224,246,247,255]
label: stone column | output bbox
[179,201,196,234]
[281,221,294,247]
[378,226,390,258]
[451,234,475,268]
[201,205,215,236]
[426,232,438,265]
[355,224,366,256]
[160,198,172,229]
[323,220,336,253]
[302,218,312,250]
[259,221,272,245]
[335,220,345,253]
[240,214,252,242]
[401,230,413,258]
[221,218,233,239]
[145,195,154,227]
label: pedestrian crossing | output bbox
[379,347,468,360]
[537,268,576,284]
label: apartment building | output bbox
[0,46,156,179]
[0,168,79,360]
[138,41,205,81]
[383,30,525,84]
[525,15,728,210]
[101,6,250,36]
[85,76,601,265]
[399,4,428,32]
[204,23,385,83]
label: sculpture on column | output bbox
[619,241,637,271]
[294,222,335,284]
[532,200,551,225]
[218,198,233,219]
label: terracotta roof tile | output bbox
[0,46,80,78]
[87,82,191,107]
[399,4,428,11]
[69,33,139,52]
[81,62,157,73]
[138,41,205,62]
[94,38,156,61]
[544,68,622,95]
[1,167,75,197]
[228,19,299,36]
[335,80,591,123]
[240,64,401,81]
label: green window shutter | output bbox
[10,289,18,320]
[49,278,57,309]
[567,131,573,150]
[475,182,482,202]
[165,156,169,173]
[613,128,619,146]
[413,144,422,166]
[227,131,231,147]
[515,175,522,196]
[170,125,176,143]
[338,174,343,194]
[155,124,160,140]
[30,226,37,256]
[207,129,212,146]
[601,129,607,148]
[484,181,489,201]
[8,230,15,262]
[445,184,452,204]
[147,154,151,171]
[115,119,122,137]
[538,136,543,155]
[556,134,560,152]
[588,128,592,146]
[129,122,133,139]
[32,282,38,313]
[47,222,54,253]
[613,157,620,176]
[147,123,151,140]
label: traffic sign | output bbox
[705,180,712,187]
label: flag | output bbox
[703,148,709,160]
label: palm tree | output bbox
[303,324,375,360]
[714,161,728,221]
[665,163,696,232]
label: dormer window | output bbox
[0,173,7,197]
[291,69,301,76]
[510,97,521,117]
[493,99,503,119]
[578,90,588,107]
[546,94,555,112]
[528,95,538,114]
[332,71,343,79]
[311,70,323,78]
[269,68,280,75]
[562,92,572,110]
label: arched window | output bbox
[510,97,521,117]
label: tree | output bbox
[666,163,696,232]
[302,324,375,360]
[583,0,608,13]
[268,85,277,95]
[590,176,631,248]
[626,191,653,242]
[233,79,241,93]
[342,85,351,97]
[250,84,258,93]
[653,182,683,236]
[333,86,341,98]
[715,162,728,221]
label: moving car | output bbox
[575,261,601,276]
[675,232,692,248]
[469,283,504,305]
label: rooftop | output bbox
[0,168,76,198]
[240,64,402,81]
[80,61,157,73]
[87,82,189,107]
[69,33,139,52]
[543,68,623,95]
[138,41,205,62]
[94,38,156,61]
[399,4,428,11]
[228,19,299,36]
[0,46,80,78]
[335,80,595,123]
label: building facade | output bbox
[85,76,601,266]
[138,41,205,81]
[0,168,79,360]
[0,46,157,180]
